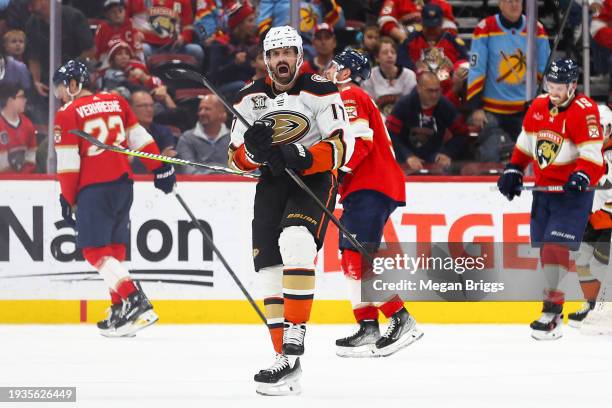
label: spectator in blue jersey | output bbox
[466,0,550,162]
[386,71,468,173]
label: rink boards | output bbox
[0,176,584,323]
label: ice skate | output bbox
[254,354,302,396]
[530,302,563,340]
[375,308,423,357]
[282,321,306,356]
[109,290,158,337]
[97,303,134,338]
[336,320,380,358]
[580,302,612,335]
[568,301,595,328]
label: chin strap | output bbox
[67,83,83,100]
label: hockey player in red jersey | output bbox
[324,49,423,357]
[53,60,176,337]
[497,58,604,340]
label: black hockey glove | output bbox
[244,121,274,163]
[266,144,313,176]
[564,171,590,193]
[59,194,76,227]
[497,163,523,201]
[153,163,176,194]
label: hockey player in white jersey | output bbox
[574,105,612,335]
[227,26,353,395]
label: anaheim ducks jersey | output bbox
[593,139,612,214]
[510,93,604,187]
[229,73,353,176]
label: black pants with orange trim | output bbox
[252,170,338,272]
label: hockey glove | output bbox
[243,120,274,163]
[59,194,76,227]
[266,144,313,176]
[497,163,523,201]
[564,171,590,192]
[153,163,176,194]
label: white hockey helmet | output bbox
[263,25,304,84]
[599,104,612,142]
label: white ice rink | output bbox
[0,324,611,408]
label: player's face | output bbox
[547,81,575,106]
[267,47,299,85]
[54,83,70,103]
[323,62,339,82]
[106,5,126,25]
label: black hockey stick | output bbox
[173,191,266,324]
[490,184,612,192]
[68,129,258,179]
[165,68,375,263]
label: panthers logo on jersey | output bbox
[536,130,563,168]
[260,110,311,145]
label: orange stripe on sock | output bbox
[269,327,283,354]
[284,297,314,324]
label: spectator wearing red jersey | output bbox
[100,41,176,111]
[126,0,204,69]
[95,0,144,66]
[378,0,456,44]
[0,82,36,173]
[591,0,612,50]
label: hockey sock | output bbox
[576,265,601,301]
[377,294,405,318]
[110,290,122,305]
[353,305,378,322]
[83,246,135,299]
[540,244,570,291]
[263,297,284,354]
[283,268,315,324]
[544,288,565,306]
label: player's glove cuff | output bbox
[497,163,523,201]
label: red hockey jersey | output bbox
[510,94,604,187]
[95,19,144,65]
[339,84,406,204]
[54,93,161,206]
[0,113,37,174]
[127,0,194,46]
[378,0,456,36]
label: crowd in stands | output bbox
[0,0,610,176]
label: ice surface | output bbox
[0,324,610,408]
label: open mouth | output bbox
[277,64,290,77]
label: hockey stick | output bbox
[68,129,258,179]
[174,191,266,323]
[165,68,375,263]
[489,184,612,192]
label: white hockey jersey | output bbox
[228,73,354,176]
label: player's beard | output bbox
[272,62,296,86]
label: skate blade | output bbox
[531,328,563,341]
[376,327,424,357]
[567,319,583,329]
[99,330,136,338]
[113,310,159,337]
[336,344,379,358]
[255,368,302,396]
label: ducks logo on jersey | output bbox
[260,110,311,145]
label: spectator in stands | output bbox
[176,95,229,175]
[126,0,204,69]
[0,82,36,174]
[249,45,267,82]
[356,24,381,66]
[386,71,468,172]
[26,0,95,98]
[361,37,416,116]
[257,0,345,37]
[399,3,467,76]
[95,0,144,66]
[305,23,338,74]
[3,0,31,31]
[100,40,176,111]
[0,46,31,91]
[445,59,469,113]
[194,0,224,47]
[378,0,456,44]
[467,0,550,162]
[207,1,258,101]
[3,30,26,62]
[130,89,177,173]
[590,0,611,89]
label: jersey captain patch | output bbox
[261,110,311,145]
[536,130,563,168]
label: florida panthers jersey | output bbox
[510,94,604,187]
[229,73,354,176]
[338,84,405,204]
[54,92,161,206]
